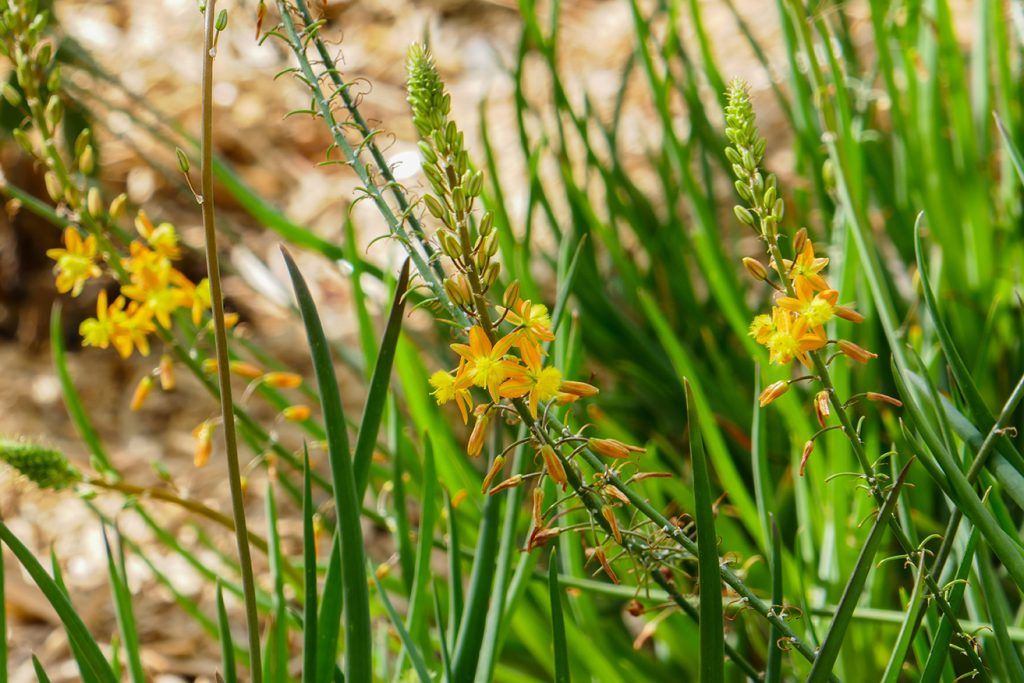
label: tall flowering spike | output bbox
[406,43,451,138]
[0,438,82,490]
[725,78,782,238]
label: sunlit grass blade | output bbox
[32,654,52,683]
[216,583,238,683]
[282,246,372,683]
[548,548,570,683]
[101,525,144,683]
[263,480,288,683]
[807,462,912,682]
[369,570,432,683]
[50,304,116,476]
[685,380,724,683]
[0,522,116,683]
[354,259,410,496]
[301,447,318,683]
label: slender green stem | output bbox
[198,3,262,678]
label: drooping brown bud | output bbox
[602,505,622,544]
[799,440,814,477]
[480,454,506,493]
[539,445,567,489]
[759,380,789,407]
[866,392,903,407]
[468,412,490,457]
[814,391,830,428]
[837,340,878,364]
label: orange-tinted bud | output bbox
[814,391,830,428]
[193,421,214,468]
[595,546,619,584]
[539,445,567,488]
[282,405,312,422]
[837,340,878,364]
[451,489,468,508]
[799,440,814,477]
[532,487,545,528]
[759,380,789,407]
[835,306,864,323]
[468,412,490,457]
[223,312,240,329]
[201,358,218,374]
[589,437,644,459]
[559,380,599,398]
[159,354,176,391]
[480,454,506,494]
[488,474,523,495]
[130,376,154,412]
[866,392,903,407]
[792,228,808,256]
[264,372,303,389]
[742,257,769,281]
[375,563,391,580]
[230,360,264,379]
[602,505,622,544]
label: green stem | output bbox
[199,3,262,678]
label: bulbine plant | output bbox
[3,0,1024,681]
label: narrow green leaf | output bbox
[879,558,928,683]
[445,490,464,643]
[302,447,319,683]
[402,437,438,665]
[433,582,453,683]
[216,583,238,683]
[920,527,980,680]
[0,522,117,683]
[976,543,1024,680]
[282,247,372,683]
[50,304,115,475]
[807,462,912,682]
[315,533,343,683]
[101,526,145,683]
[765,515,782,683]
[263,481,288,683]
[548,549,570,683]
[354,259,410,497]
[686,380,724,683]
[32,654,52,683]
[369,570,432,683]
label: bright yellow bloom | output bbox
[762,307,825,367]
[748,313,773,344]
[503,299,555,355]
[46,227,102,296]
[429,369,473,423]
[451,326,517,401]
[123,241,172,292]
[781,240,830,298]
[122,278,189,328]
[79,291,155,358]
[776,288,839,329]
[190,278,212,325]
[498,341,562,418]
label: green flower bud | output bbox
[0,438,82,490]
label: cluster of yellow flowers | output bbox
[47,212,212,359]
[428,297,598,457]
[747,234,873,369]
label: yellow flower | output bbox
[429,369,473,423]
[748,313,773,344]
[503,299,555,355]
[776,288,839,329]
[781,239,830,298]
[450,326,517,401]
[762,307,825,367]
[79,291,155,358]
[498,341,562,417]
[190,278,212,326]
[46,227,102,296]
[122,277,189,328]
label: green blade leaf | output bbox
[32,654,53,683]
[548,549,570,683]
[0,522,117,683]
[301,447,319,683]
[686,380,724,683]
[282,247,372,683]
[354,259,411,497]
[216,583,238,683]
[101,525,145,683]
[765,515,783,683]
[263,480,288,683]
[807,462,912,682]
[369,570,432,683]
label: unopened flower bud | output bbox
[1,82,21,107]
[837,340,877,364]
[488,474,523,495]
[589,437,644,459]
[539,445,567,489]
[734,205,756,227]
[193,421,215,468]
[602,505,622,544]
[264,371,303,389]
[176,147,190,174]
[159,354,176,391]
[559,380,599,398]
[109,193,128,221]
[201,358,218,374]
[799,440,814,477]
[866,392,903,407]
[215,8,228,31]
[468,412,490,457]
[594,546,619,584]
[78,145,94,175]
[282,405,312,422]
[229,360,264,379]
[130,376,154,412]
[814,391,830,428]
[481,454,506,493]
[503,281,520,309]
[44,171,62,202]
[87,187,103,218]
[742,257,769,281]
[835,306,864,323]
[134,210,154,239]
[793,228,808,256]
[758,380,789,407]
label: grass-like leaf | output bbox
[282,247,372,683]
[263,480,288,683]
[807,462,912,682]
[101,525,145,683]
[301,447,318,683]
[0,522,117,683]
[216,583,238,683]
[548,549,571,683]
[369,569,432,683]
[686,380,724,683]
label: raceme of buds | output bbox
[0,438,82,490]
